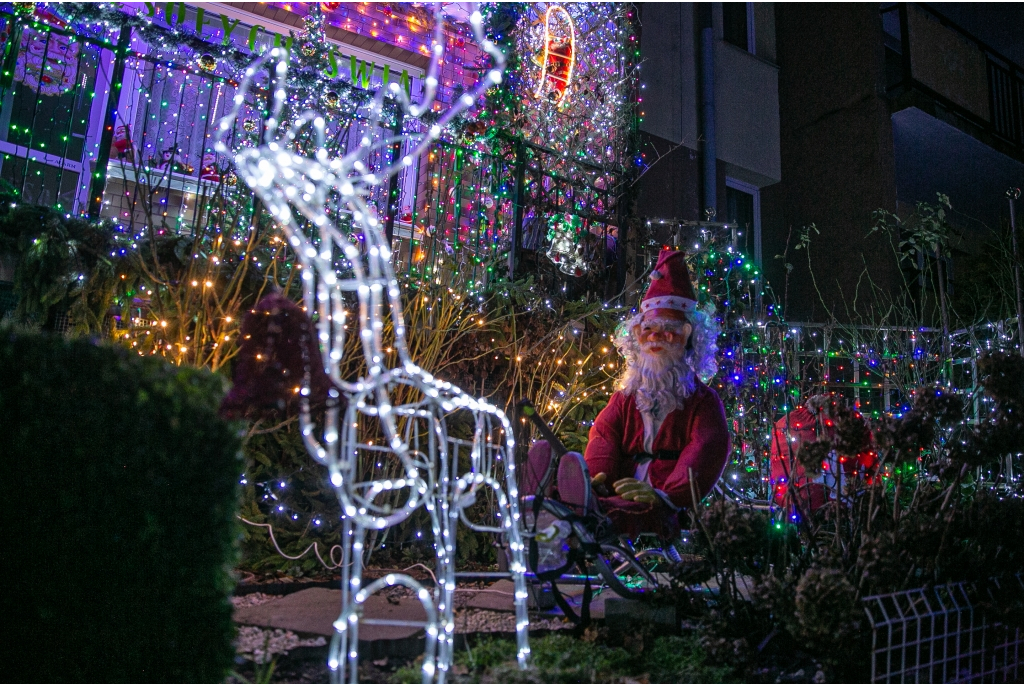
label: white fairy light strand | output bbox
[215,5,528,683]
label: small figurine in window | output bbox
[112,124,133,161]
[156,147,174,170]
[199,152,220,182]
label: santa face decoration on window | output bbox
[15,25,79,97]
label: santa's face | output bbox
[633,308,692,361]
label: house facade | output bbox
[760,2,1024,323]
[635,2,782,271]
[0,2,641,302]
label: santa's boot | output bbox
[522,440,556,499]
[556,451,599,517]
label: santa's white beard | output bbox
[619,341,696,415]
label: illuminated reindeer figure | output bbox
[216,7,529,683]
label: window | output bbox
[725,178,761,266]
[722,3,755,54]
[0,24,106,211]
[881,5,904,90]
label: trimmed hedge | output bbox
[1,331,241,682]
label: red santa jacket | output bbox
[584,381,731,510]
[770,407,827,511]
[770,406,878,513]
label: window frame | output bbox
[725,176,761,267]
[720,2,756,55]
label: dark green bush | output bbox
[1,330,241,682]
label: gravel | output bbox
[455,608,572,633]
[235,626,327,664]
[232,592,283,609]
[232,584,571,665]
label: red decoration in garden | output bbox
[220,292,337,420]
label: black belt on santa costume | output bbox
[631,450,678,464]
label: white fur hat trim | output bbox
[640,295,697,313]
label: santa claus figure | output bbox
[199,152,220,182]
[769,396,836,513]
[523,249,730,541]
[769,395,877,515]
[112,124,132,160]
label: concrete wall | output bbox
[906,4,990,122]
[634,133,703,221]
[892,106,1024,240]
[927,3,1024,73]
[754,3,776,62]
[714,41,781,187]
[760,3,901,323]
[637,3,780,221]
[637,3,698,146]
[635,2,700,221]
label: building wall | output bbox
[634,131,703,221]
[906,3,990,122]
[753,3,777,62]
[925,2,1024,69]
[636,3,698,147]
[636,3,780,223]
[892,107,1024,241]
[714,40,781,188]
[760,3,900,323]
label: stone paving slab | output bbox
[460,579,517,611]
[234,583,590,642]
[234,587,425,640]
[461,579,609,619]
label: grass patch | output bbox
[391,632,735,683]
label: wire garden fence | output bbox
[864,578,1024,683]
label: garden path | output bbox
[233,581,576,643]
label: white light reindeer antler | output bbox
[216,6,528,683]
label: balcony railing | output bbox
[0,6,630,295]
[882,3,1024,163]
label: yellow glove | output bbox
[613,477,657,505]
[591,472,612,497]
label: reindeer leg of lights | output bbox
[217,7,528,682]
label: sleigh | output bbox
[505,399,677,624]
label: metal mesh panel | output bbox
[864,581,1024,683]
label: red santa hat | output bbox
[640,249,698,315]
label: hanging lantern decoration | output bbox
[324,90,340,109]
[545,213,587,277]
[224,171,238,187]
[533,4,576,106]
[242,118,259,133]
[197,53,217,72]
